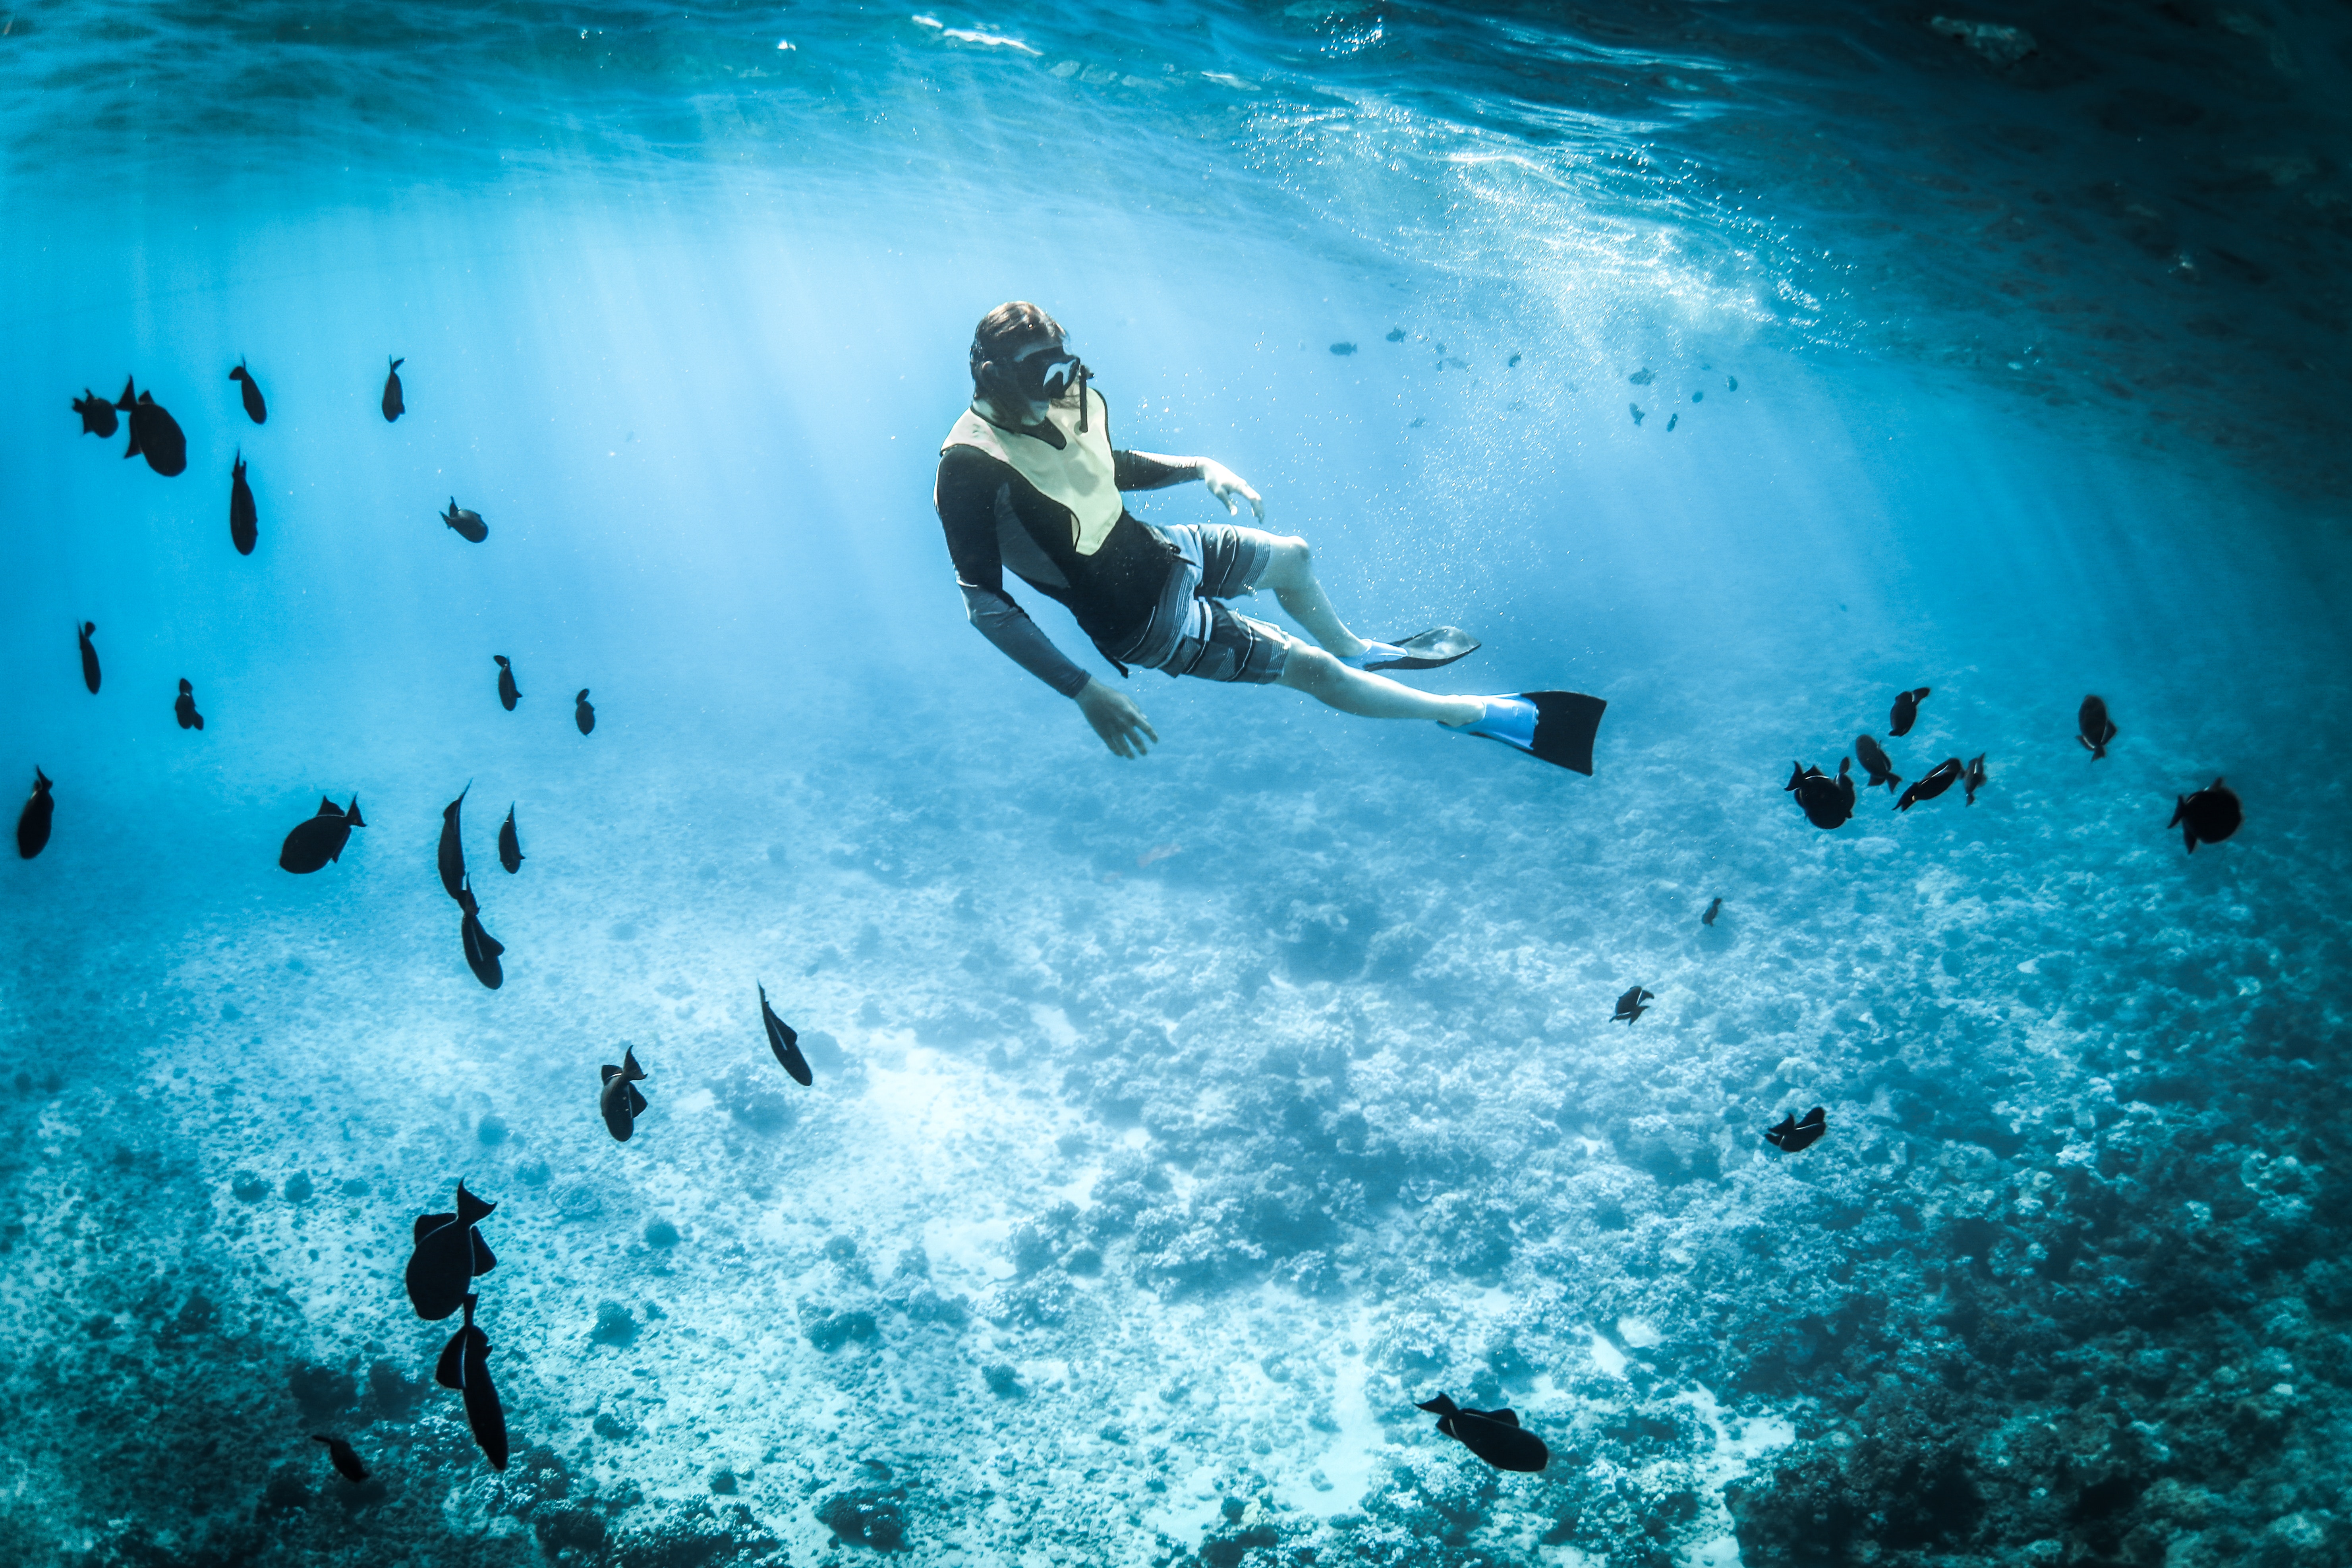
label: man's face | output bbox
[1003,336,1081,410]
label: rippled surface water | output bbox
[3,5,2351,1568]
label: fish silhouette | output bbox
[498,805,524,874]
[1386,327,1407,342]
[72,389,119,437]
[1702,897,1721,928]
[229,358,267,424]
[279,796,365,874]
[574,690,595,735]
[2078,695,2117,760]
[1666,412,1679,432]
[1415,1394,1549,1473]
[1854,735,1902,793]
[1612,985,1653,1024]
[1629,403,1645,425]
[116,378,187,476]
[434,1292,509,1471]
[1329,342,1357,356]
[405,1179,497,1321]
[493,655,520,710]
[382,357,405,421]
[1627,368,1654,386]
[229,449,258,555]
[1785,758,1855,829]
[760,983,813,1086]
[442,499,487,543]
[456,874,505,989]
[2170,778,2242,853]
[77,621,100,694]
[1888,686,1931,738]
[439,784,470,903]
[311,1435,367,1483]
[599,1047,649,1141]
[1963,752,1988,805]
[16,769,54,860]
[1765,1106,1827,1152]
[1896,758,1963,812]
[174,678,204,731]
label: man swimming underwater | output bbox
[934,302,1603,772]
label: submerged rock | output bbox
[815,1487,906,1550]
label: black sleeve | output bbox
[935,447,1093,698]
[1113,449,1198,491]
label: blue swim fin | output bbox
[1343,626,1481,672]
[1452,691,1606,776]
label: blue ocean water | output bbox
[4,4,2350,1566]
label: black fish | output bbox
[229,358,267,424]
[439,784,470,902]
[16,769,54,860]
[599,1046,649,1141]
[1854,735,1902,793]
[278,795,365,874]
[311,1434,367,1483]
[442,498,487,543]
[1666,412,1679,432]
[2078,695,2117,760]
[1701,897,1721,928]
[456,875,505,989]
[1612,984,1653,1025]
[175,678,204,732]
[1629,403,1645,425]
[1415,1394,1549,1473]
[1764,1106,1827,1152]
[1963,752,1988,805]
[115,377,187,476]
[497,808,524,876]
[1385,328,1407,342]
[1785,758,1855,830]
[1888,686,1931,737]
[493,655,520,710]
[434,1292,509,1471]
[77,621,100,694]
[230,449,258,555]
[382,357,405,421]
[404,1179,497,1321]
[1895,758,1963,812]
[574,689,595,735]
[760,983,813,1086]
[2170,777,2242,853]
[1329,342,1357,356]
[72,389,119,438]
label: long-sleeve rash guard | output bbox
[934,411,1196,695]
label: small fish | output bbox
[1137,843,1183,868]
[1507,352,1522,367]
[1888,686,1931,737]
[382,357,405,422]
[1785,758,1856,830]
[1627,368,1654,386]
[434,1293,509,1471]
[456,874,505,989]
[1415,1394,1549,1473]
[1666,412,1679,431]
[77,621,100,694]
[599,1046,649,1141]
[442,498,487,543]
[175,678,204,732]
[1895,758,1963,812]
[2170,777,2242,853]
[72,389,119,438]
[1408,417,1426,429]
[311,1434,367,1483]
[1612,984,1654,1025]
[1727,375,1739,391]
[494,654,520,710]
[115,377,187,476]
[1330,342,1357,356]
[439,784,470,902]
[1702,896,1721,928]
[2078,694,2118,760]
[574,689,595,735]
[1629,404,1645,426]
[16,768,54,860]
[1963,752,1988,805]
[229,358,267,424]
[278,795,365,874]
[1854,735,1901,793]
[1385,328,1407,342]
[404,1179,497,1321]
[230,449,258,555]
[1691,389,1703,402]
[1764,1106,1827,1152]
[498,805,523,874]
[760,982,813,1086]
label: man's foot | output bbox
[1442,691,1608,776]
[1445,696,1538,748]
[1338,626,1481,672]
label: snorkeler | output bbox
[934,302,1604,772]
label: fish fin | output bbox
[344,799,365,827]
[192,713,204,730]
[601,1064,620,1085]
[116,376,135,409]
[435,1327,467,1389]
[627,1084,648,1115]
[391,357,403,371]
[1799,1106,1826,1127]
[1415,1394,1459,1415]
[414,1212,454,1242]
[455,1180,497,1226]
[472,1232,497,1275]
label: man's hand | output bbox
[1199,460,1264,523]
[1075,677,1159,758]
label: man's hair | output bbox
[969,301,1065,392]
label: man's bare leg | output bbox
[1256,535,1372,658]
[1279,645,1484,724]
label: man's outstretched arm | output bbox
[1116,449,1263,522]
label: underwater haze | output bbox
[4,3,2352,1567]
